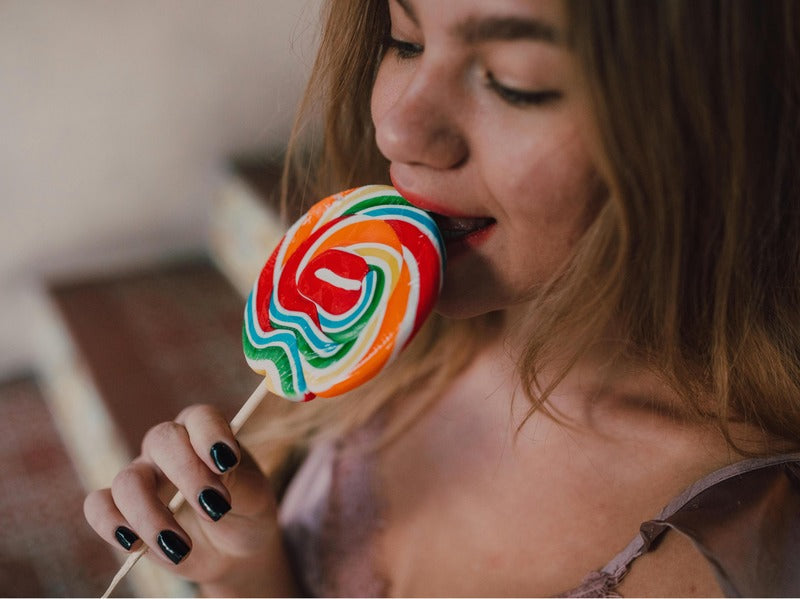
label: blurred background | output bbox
[0,1,320,595]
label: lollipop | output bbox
[243,184,445,400]
[101,185,444,597]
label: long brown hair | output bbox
[245,0,800,468]
[549,0,800,447]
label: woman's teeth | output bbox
[432,214,496,242]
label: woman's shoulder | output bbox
[570,453,800,597]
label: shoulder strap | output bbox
[587,453,800,597]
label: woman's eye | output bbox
[385,36,423,60]
[485,71,562,107]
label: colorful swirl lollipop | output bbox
[243,184,445,401]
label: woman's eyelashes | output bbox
[385,35,423,59]
[484,71,562,107]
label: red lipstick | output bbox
[392,179,496,259]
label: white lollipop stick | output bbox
[101,378,271,598]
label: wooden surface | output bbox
[49,256,262,456]
[0,374,135,597]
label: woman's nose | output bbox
[372,66,468,170]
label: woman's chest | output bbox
[373,376,733,596]
[281,357,737,597]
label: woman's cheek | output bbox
[371,58,407,127]
[370,61,389,124]
[503,131,602,231]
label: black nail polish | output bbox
[198,488,231,521]
[210,442,238,472]
[114,526,139,551]
[157,530,190,564]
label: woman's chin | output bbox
[433,288,505,320]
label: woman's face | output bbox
[371,0,605,318]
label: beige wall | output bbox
[0,0,321,373]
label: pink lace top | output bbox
[277,421,800,597]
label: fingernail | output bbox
[198,488,231,521]
[210,442,238,472]
[157,530,190,564]
[114,526,139,551]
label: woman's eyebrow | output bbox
[393,0,560,46]
[454,15,561,45]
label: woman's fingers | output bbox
[111,461,193,565]
[175,404,240,474]
[84,488,142,553]
[84,404,278,576]
[85,483,193,567]
[140,420,232,524]
[84,460,192,566]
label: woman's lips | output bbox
[392,181,496,256]
[431,213,496,243]
[437,218,496,259]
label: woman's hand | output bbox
[84,404,297,597]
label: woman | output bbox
[85,0,800,596]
